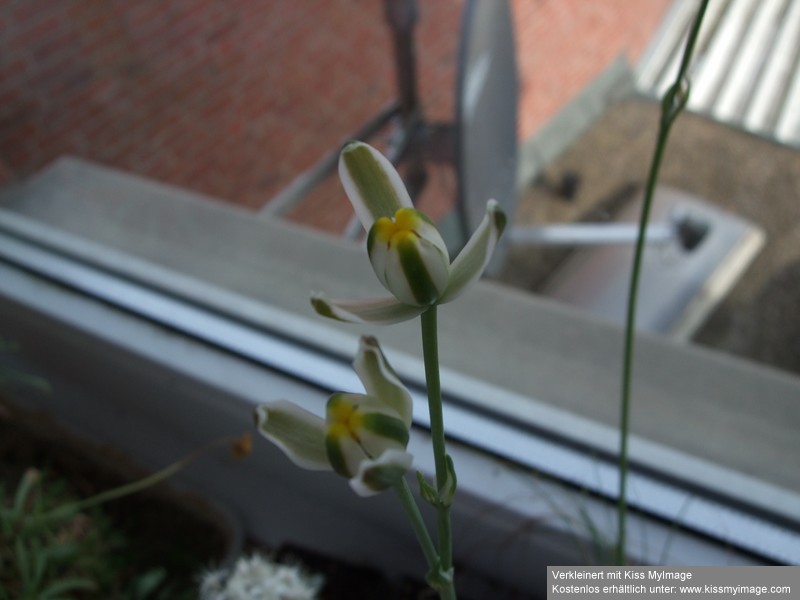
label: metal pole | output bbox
[261,101,399,217]
[384,0,420,122]
[508,223,675,246]
[383,0,427,199]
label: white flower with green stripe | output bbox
[255,336,413,497]
[311,141,506,324]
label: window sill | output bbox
[2,158,799,575]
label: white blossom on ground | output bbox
[199,553,324,600]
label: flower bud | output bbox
[367,208,450,307]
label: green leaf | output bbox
[0,366,51,392]
[130,567,167,600]
[15,538,31,587]
[416,458,456,508]
[39,577,96,600]
[43,542,79,562]
[416,471,438,506]
[439,454,457,508]
[32,543,47,592]
[13,469,39,516]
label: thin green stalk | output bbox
[394,477,439,569]
[616,0,709,566]
[420,306,456,600]
[31,434,242,528]
[420,308,447,485]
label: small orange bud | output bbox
[231,432,253,459]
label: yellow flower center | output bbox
[327,399,364,440]
[372,208,420,247]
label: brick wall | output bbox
[0,0,670,228]
[514,0,672,136]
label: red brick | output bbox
[11,1,67,26]
[0,0,672,229]
[0,158,16,185]
[8,13,63,53]
[0,57,31,91]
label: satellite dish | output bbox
[455,0,519,265]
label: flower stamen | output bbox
[327,399,364,442]
[373,208,422,249]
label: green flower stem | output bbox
[616,0,709,566]
[420,305,456,600]
[393,477,439,569]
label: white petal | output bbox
[366,208,450,307]
[354,398,410,457]
[353,336,413,427]
[380,233,449,307]
[311,292,426,324]
[349,449,414,497]
[338,141,413,231]
[327,432,367,479]
[255,401,331,471]
[440,199,506,304]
